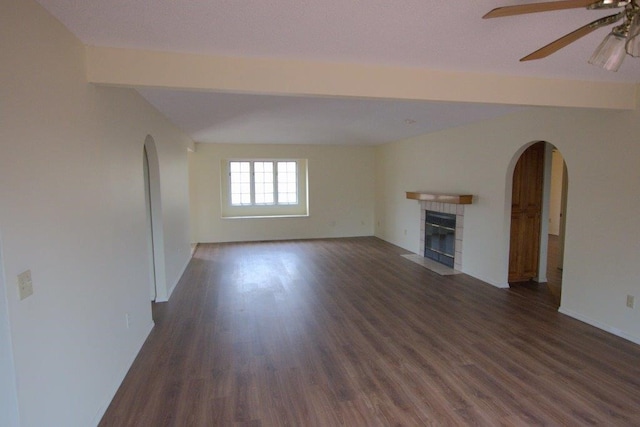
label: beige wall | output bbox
[375,107,640,345]
[190,143,375,242]
[0,0,193,425]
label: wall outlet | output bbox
[17,270,33,300]
[626,295,635,309]
[125,313,131,329]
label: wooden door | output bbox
[509,142,545,283]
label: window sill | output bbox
[221,214,310,220]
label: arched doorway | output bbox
[509,142,545,283]
[546,148,568,300]
[508,141,568,305]
[143,136,167,302]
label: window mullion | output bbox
[228,163,233,206]
[273,161,279,205]
[250,161,255,206]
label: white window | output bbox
[277,161,298,205]
[223,159,308,218]
[253,161,274,205]
[229,161,251,205]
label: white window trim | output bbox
[221,158,309,218]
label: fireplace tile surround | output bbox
[405,192,471,274]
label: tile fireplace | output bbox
[406,192,471,272]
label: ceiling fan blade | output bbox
[483,0,599,19]
[519,12,624,61]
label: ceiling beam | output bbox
[85,46,636,110]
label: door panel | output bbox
[509,142,544,283]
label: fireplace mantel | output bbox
[406,192,473,205]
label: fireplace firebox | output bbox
[424,211,456,268]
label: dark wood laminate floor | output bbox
[508,235,563,308]
[546,234,563,303]
[100,237,640,426]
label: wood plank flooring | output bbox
[546,234,563,303]
[509,234,563,308]
[100,237,640,426]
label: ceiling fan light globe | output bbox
[626,35,640,56]
[625,13,640,56]
[588,32,627,71]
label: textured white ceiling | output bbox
[137,90,525,145]
[37,0,640,81]
[35,0,639,144]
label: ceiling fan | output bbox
[483,0,640,71]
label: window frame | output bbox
[221,158,308,219]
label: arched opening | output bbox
[507,141,568,306]
[546,147,568,302]
[143,136,167,303]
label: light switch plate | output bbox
[18,270,33,300]
[627,295,635,309]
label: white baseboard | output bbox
[490,280,510,289]
[164,255,192,302]
[464,270,509,288]
[558,307,640,345]
[92,320,155,426]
